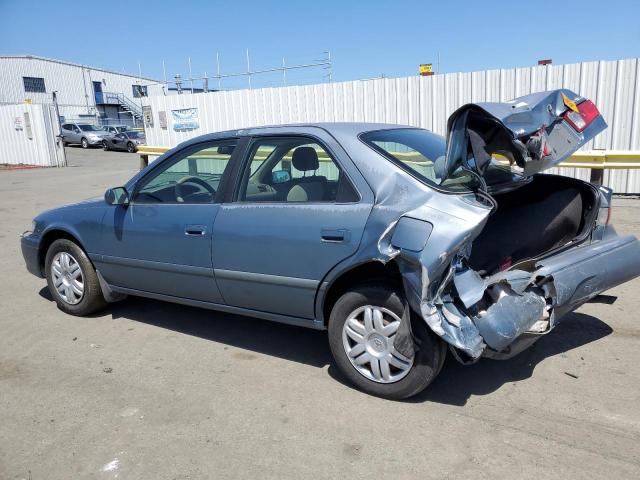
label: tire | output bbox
[45,239,107,316]
[126,142,136,153]
[81,137,89,149]
[102,140,109,151]
[328,285,446,400]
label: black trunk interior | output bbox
[468,175,598,273]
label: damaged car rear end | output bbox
[337,89,640,397]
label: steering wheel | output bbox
[174,176,216,203]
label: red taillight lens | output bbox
[563,99,600,132]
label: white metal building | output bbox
[0,55,164,125]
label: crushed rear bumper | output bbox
[419,232,640,360]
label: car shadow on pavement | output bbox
[80,292,331,368]
[412,312,613,406]
[39,288,612,403]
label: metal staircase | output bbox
[97,92,143,121]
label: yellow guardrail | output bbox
[137,146,640,171]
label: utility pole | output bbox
[188,57,194,94]
[246,48,252,89]
[282,57,287,86]
[216,52,222,90]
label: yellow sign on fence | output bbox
[419,64,433,76]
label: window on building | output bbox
[132,85,148,98]
[23,77,46,93]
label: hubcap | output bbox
[51,252,84,305]
[342,305,414,384]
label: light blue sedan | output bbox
[21,89,640,398]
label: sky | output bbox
[1,0,638,89]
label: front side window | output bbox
[134,140,237,204]
[238,137,358,203]
[23,76,46,93]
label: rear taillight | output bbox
[563,99,600,132]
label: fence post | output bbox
[589,168,604,186]
[139,154,148,170]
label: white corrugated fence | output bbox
[0,103,65,167]
[141,58,640,193]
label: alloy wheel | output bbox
[342,305,413,383]
[51,252,84,305]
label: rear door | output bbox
[211,129,373,319]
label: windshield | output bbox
[361,128,478,192]
[115,126,129,132]
[126,131,144,139]
[78,124,104,132]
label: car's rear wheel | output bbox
[45,239,107,316]
[126,142,136,153]
[81,138,89,149]
[328,285,446,399]
[102,140,109,151]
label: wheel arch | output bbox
[319,259,404,326]
[38,228,87,275]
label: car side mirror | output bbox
[105,187,129,206]
[271,170,291,184]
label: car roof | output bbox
[176,122,418,147]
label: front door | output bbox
[97,139,239,303]
[211,134,373,319]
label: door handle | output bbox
[321,228,350,243]
[185,224,207,236]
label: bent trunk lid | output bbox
[444,89,607,180]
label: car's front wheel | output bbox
[126,142,136,153]
[45,239,107,316]
[102,140,109,151]
[81,138,89,149]
[328,285,446,399]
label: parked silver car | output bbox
[23,89,640,399]
[60,123,110,148]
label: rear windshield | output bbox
[360,128,477,192]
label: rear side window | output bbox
[361,128,477,192]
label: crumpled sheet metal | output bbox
[342,170,493,359]
[445,89,607,178]
[474,291,547,352]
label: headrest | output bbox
[292,146,319,171]
[217,145,235,155]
